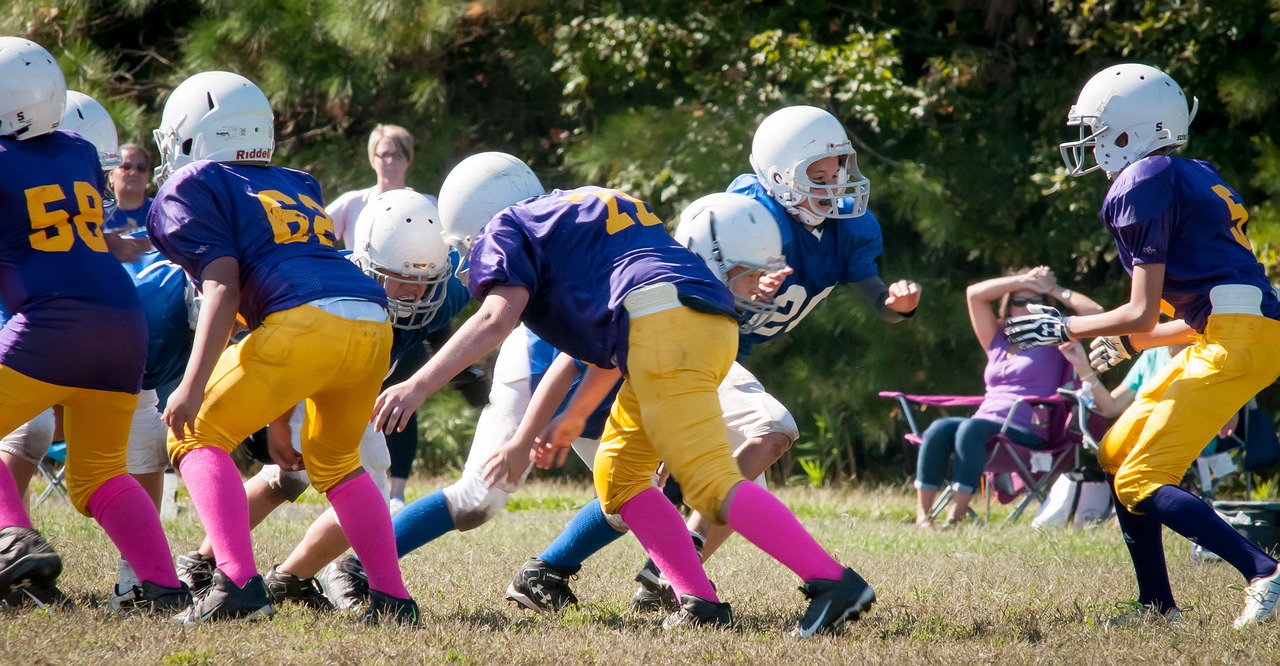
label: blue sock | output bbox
[539,498,625,570]
[1109,476,1176,611]
[1142,484,1278,582]
[391,490,456,558]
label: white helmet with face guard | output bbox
[62,91,122,170]
[0,37,66,140]
[1060,63,1198,178]
[352,189,452,330]
[152,71,274,185]
[437,151,544,254]
[749,105,869,226]
[674,192,788,333]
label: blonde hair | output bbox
[367,124,414,163]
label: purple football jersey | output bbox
[0,131,147,392]
[1101,156,1280,331]
[147,161,385,329]
[468,186,736,371]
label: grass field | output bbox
[4,477,1278,665]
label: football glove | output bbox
[1088,335,1136,374]
[1004,304,1072,351]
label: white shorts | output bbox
[255,402,392,502]
[127,389,169,475]
[0,408,57,466]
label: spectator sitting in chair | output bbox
[914,267,1103,527]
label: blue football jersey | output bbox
[128,255,196,390]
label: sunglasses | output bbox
[117,162,149,173]
[1009,296,1046,306]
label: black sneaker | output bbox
[317,556,369,610]
[505,557,579,613]
[794,567,876,637]
[0,527,62,596]
[110,581,193,615]
[662,594,733,630]
[172,569,275,625]
[630,532,705,612]
[175,551,215,598]
[359,589,419,625]
[2,582,71,610]
[265,565,333,610]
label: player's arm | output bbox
[1064,264,1166,339]
[480,352,580,488]
[373,284,529,433]
[533,363,622,470]
[163,256,241,441]
[850,275,921,322]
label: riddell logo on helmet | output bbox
[236,148,271,160]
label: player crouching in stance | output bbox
[147,71,415,624]
[0,37,188,613]
[1006,63,1280,629]
[373,153,875,636]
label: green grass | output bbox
[6,478,1280,664]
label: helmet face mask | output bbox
[0,38,67,141]
[750,105,870,226]
[152,71,275,185]
[1060,63,1198,178]
[352,189,452,330]
[674,193,788,333]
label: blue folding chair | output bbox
[33,440,69,506]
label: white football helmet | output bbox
[674,192,788,333]
[62,91,122,170]
[438,151,544,253]
[1060,63,1198,178]
[749,105,869,226]
[352,189,452,330]
[0,37,66,140]
[152,71,274,185]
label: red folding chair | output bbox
[881,390,1086,525]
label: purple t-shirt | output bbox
[147,161,385,329]
[0,131,147,392]
[1101,156,1280,332]
[468,186,736,371]
[972,330,1069,438]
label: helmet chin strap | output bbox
[788,204,825,227]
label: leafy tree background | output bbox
[11,0,1279,485]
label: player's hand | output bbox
[757,266,793,300]
[1005,304,1072,350]
[884,280,922,314]
[162,381,203,443]
[371,381,428,433]
[481,439,533,490]
[653,463,671,488]
[533,413,587,470]
[104,233,153,263]
[266,420,303,472]
[1088,336,1133,373]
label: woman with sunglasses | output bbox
[914,266,1103,526]
[101,143,157,264]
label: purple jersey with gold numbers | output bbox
[0,131,147,392]
[468,186,735,371]
[148,161,385,329]
[1101,156,1280,332]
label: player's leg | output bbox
[117,389,170,591]
[0,409,55,511]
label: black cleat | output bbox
[630,532,705,612]
[317,556,369,610]
[662,594,733,630]
[0,527,62,597]
[175,551,216,599]
[505,558,580,613]
[110,581,193,615]
[2,582,72,610]
[265,565,333,610]
[360,589,419,625]
[172,570,275,625]
[794,567,876,637]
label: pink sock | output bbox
[88,475,181,588]
[0,463,33,530]
[619,487,718,602]
[328,474,410,599]
[179,447,258,587]
[726,482,845,582]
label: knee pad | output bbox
[255,465,311,503]
[443,477,509,531]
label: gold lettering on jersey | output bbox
[24,182,107,253]
[562,189,663,235]
[1211,184,1252,251]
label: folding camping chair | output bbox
[33,439,69,506]
[1186,397,1280,502]
[881,390,1086,525]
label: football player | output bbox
[1006,63,1280,628]
[147,71,415,624]
[371,155,874,636]
[0,37,188,614]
